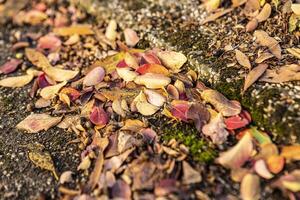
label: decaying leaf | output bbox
[17,113,62,133]
[170,100,190,121]
[182,161,202,184]
[243,63,268,92]
[64,34,80,45]
[112,99,126,117]
[240,174,261,200]
[134,73,171,89]
[144,89,166,107]
[205,0,221,12]
[255,51,274,63]
[59,171,73,184]
[255,3,271,22]
[53,25,94,36]
[44,66,78,82]
[116,67,138,82]
[235,49,251,69]
[105,20,117,41]
[40,81,67,100]
[121,119,146,132]
[136,64,169,75]
[267,155,284,174]
[286,48,300,59]
[25,48,52,69]
[28,143,58,180]
[0,74,33,87]
[202,113,228,144]
[0,59,22,74]
[216,132,253,169]
[201,89,241,116]
[260,64,300,83]
[156,51,187,71]
[289,14,300,33]
[254,30,282,59]
[246,18,258,32]
[90,106,109,126]
[37,35,61,53]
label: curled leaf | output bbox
[141,52,161,65]
[224,110,251,130]
[17,113,62,133]
[0,74,33,87]
[105,20,117,41]
[267,155,284,174]
[201,89,241,116]
[134,73,171,89]
[90,106,109,126]
[124,52,139,69]
[83,67,105,86]
[255,3,271,22]
[243,63,268,92]
[235,49,251,69]
[157,51,187,71]
[124,28,139,47]
[144,89,166,107]
[134,91,160,116]
[254,159,274,179]
[246,18,258,32]
[0,59,22,74]
[202,113,228,144]
[217,132,253,169]
[260,64,300,83]
[112,99,126,117]
[240,174,261,200]
[40,81,67,100]
[44,66,78,82]
[170,100,190,121]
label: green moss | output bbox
[161,122,217,163]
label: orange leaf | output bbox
[267,155,285,174]
[281,145,300,161]
[136,64,169,75]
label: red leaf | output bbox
[225,111,252,130]
[37,34,61,53]
[116,59,128,68]
[170,100,190,122]
[140,52,161,65]
[136,64,169,75]
[37,73,51,88]
[60,87,81,101]
[90,106,109,126]
[0,59,22,74]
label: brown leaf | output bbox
[260,64,300,83]
[28,143,58,180]
[201,89,241,116]
[254,30,282,59]
[25,48,52,69]
[240,174,261,200]
[182,161,202,184]
[53,25,94,36]
[202,113,228,144]
[286,48,300,59]
[255,3,272,22]
[243,63,268,92]
[246,18,258,32]
[0,74,33,88]
[291,4,300,15]
[40,81,67,100]
[255,51,274,63]
[17,113,62,133]
[44,66,78,82]
[235,49,251,69]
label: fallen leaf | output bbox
[16,113,62,133]
[124,52,139,69]
[28,143,58,180]
[25,48,52,69]
[240,174,261,200]
[116,67,138,82]
[205,0,221,12]
[224,110,252,130]
[136,64,169,75]
[144,89,166,107]
[44,66,78,82]
[201,8,234,24]
[255,3,272,22]
[139,128,157,143]
[134,73,171,89]
[0,74,33,87]
[112,99,126,117]
[83,66,105,86]
[105,20,117,41]
[121,119,146,132]
[134,91,160,116]
[254,30,282,59]
[286,48,300,59]
[235,49,251,69]
[170,100,190,121]
[59,171,73,184]
[281,145,300,161]
[255,51,274,63]
[124,28,139,47]
[267,155,284,174]
[289,14,300,32]
[217,132,253,169]
[141,52,161,65]
[64,34,80,45]
[38,73,52,88]
[282,181,300,192]
[201,89,241,116]
[40,81,67,100]
[37,34,61,53]
[254,159,274,179]
[246,19,258,32]
[111,180,131,200]
[260,64,300,83]
[60,87,81,101]
[157,51,187,71]
[53,25,94,36]
[202,113,228,144]
[245,127,272,145]
[0,59,22,74]
[90,106,109,126]
[291,4,300,15]
[77,156,91,171]
[243,63,268,92]
[187,102,210,132]
[182,161,202,184]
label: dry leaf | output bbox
[260,64,300,83]
[201,8,234,24]
[112,99,126,117]
[286,48,300,59]
[53,25,94,36]
[144,89,166,107]
[25,48,52,69]
[136,64,169,75]
[28,144,58,180]
[291,4,300,15]
[40,81,67,100]
[17,113,62,133]
[134,91,160,116]
[134,73,171,89]
[281,145,300,161]
[157,51,187,71]
[254,159,274,179]
[267,155,284,174]
[216,132,253,169]
[44,66,78,82]
[60,171,73,184]
[243,63,268,92]
[240,174,261,200]
[202,113,228,144]
[124,28,139,47]
[255,51,274,63]
[105,20,117,41]
[83,67,105,86]
[254,30,282,59]
[90,106,109,126]
[201,89,241,116]
[235,49,251,69]
[64,34,80,45]
[255,3,271,22]
[289,14,300,32]
[246,18,258,32]
[121,119,146,132]
[182,161,202,184]
[0,59,22,74]
[205,0,221,12]
[0,74,33,87]
[37,35,61,53]
[116,67,138,82]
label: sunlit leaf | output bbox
[202,113,228,144]
[0,74,33,88]
[44,66,78,82]
[240,174,261,200]
[235,49,251,69]
[53,25,94,36]
[243,63,268,92]
[254,30,281,59]
[254,159,274,179]
[281,145,300,161]
[40,81,67,100]
[134,73,171,89]
[157,50,187,71]
[25,48,52,69]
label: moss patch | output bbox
[161,122,217,163]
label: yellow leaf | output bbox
[287,48,300,59]
[40,81,67,100]
[44,66,78,82]
[25,48,52,69]
[53,25,94,36]
[281,145,300,161]
[0,74,33,87]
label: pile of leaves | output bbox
[1,0,300,199]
